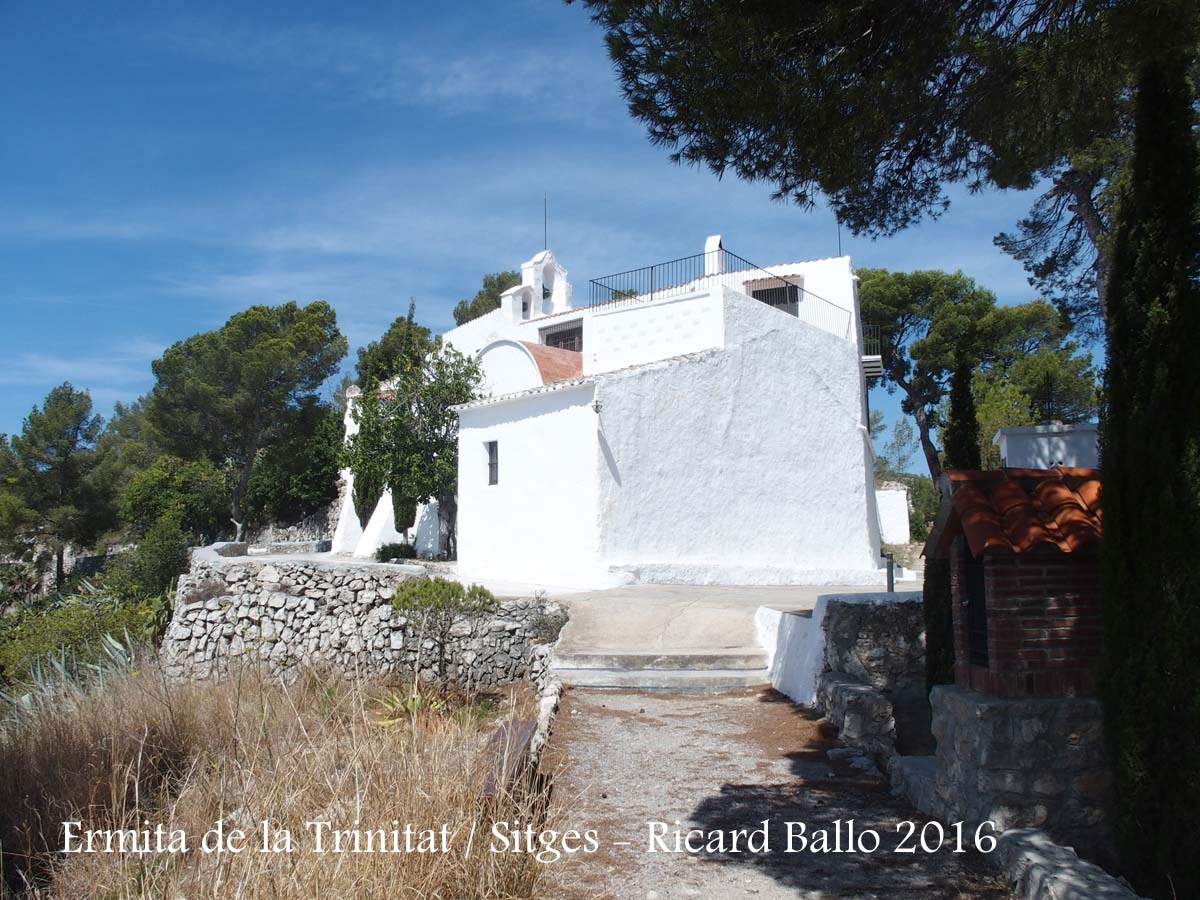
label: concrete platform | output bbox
[551,583,881,691]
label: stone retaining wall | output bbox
[245,503,336,545]
[816,672,897,757]
[931,685,1113,865]
[161,548,566,688]
[815,595,928,758]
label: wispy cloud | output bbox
[135,17,617,122]
[0,341,164,418]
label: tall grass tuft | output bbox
[0,657,556,898]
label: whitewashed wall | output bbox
[591,287,883,585]
[875,488,911,544]
[330,398,364,555]
[761,592,923,705]
[584,291,725,374]
[456,384,612,589]
[337,248,879,578]
[766,256,858,340]
[994,423,1099,469]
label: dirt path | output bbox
[545,688,1011,900]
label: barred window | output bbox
[486,441,498,485]
[542,324,583,352]
[751,284,800,316]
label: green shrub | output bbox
[121,454,228,543]
[242,402,343,526]
[102,515,190,603]
[390,578,498,684]
[390,577,497,615]
[0,596,166,686]
[392,495,417,535]
[375,542,418,562]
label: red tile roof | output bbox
[934,467,1102,557]
[519,341,583,385]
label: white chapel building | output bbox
[332,237,888,589]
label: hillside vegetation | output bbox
[0,658,553,899]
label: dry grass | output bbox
[0,661,554,899]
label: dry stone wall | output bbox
[160,547,566,688]
[931,685,1113,865]
[815,595,929,758]
[244,503,335,545]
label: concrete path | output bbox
[550,584,883,691]
[546,688,1012,900]
[555,585,879,655]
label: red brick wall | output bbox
[951,538,1102,697]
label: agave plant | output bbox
[0,631,139,736]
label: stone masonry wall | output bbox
[160,548,566,687]
[822,596,925,695]
[816,595,929,757]
[931,684,1113,864]
[244,503,335,545]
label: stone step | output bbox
[552,648,767,671]
[552,665,771,693]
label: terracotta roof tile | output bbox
[519,341,583,385]
[944,467,1102,556]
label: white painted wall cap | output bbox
[452,375,594,413]
[992,421,1099,443]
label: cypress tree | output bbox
[924,354,983,689]
[1099,47,1200,896]
[942,356,982,471]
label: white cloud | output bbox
[0,343,163,416]
[137,17,618,122]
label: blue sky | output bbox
[0,1,1047,455]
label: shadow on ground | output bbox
[682,690,1010,899]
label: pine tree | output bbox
[1099,45,1200,896]
[9,384,109,589]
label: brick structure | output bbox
[951,543,1102,697]
[935,467,1103,699]
[921,467,1113,862]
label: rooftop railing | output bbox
[589,248,764,306]
[862,324,882,357]
[588,248,854,340]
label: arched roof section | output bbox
[476,339,583,396]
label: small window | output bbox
[486,441,498,485]
[751,284,800,316]
[542,324,583,352]
[963,545,989,667]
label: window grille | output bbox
[751,284,800,316]
[543,325,583,352]
[963,546,989,666]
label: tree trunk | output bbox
[885,368,943,486]
[55,545,65,592]
[1063,172,1112,321]
[911,404,943,485]
[230,429,262,543]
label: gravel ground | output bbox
[544,688,1012,900]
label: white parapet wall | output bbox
[875,487,911,544]
[993,422,1099,469]
[758,591,924,706]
